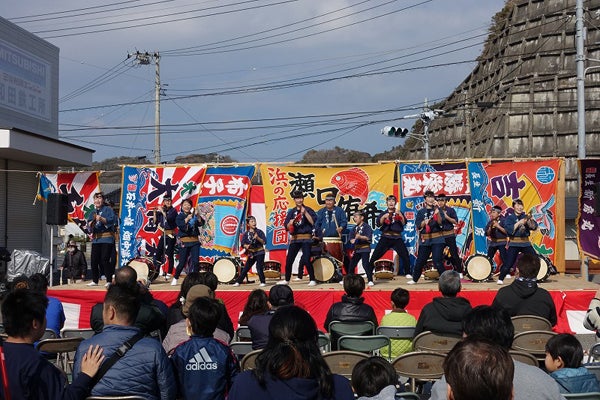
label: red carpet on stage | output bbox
[51,288,595,334]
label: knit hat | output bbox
[182,284,214,316]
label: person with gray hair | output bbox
[413,270,471,337]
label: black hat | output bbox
[290,190,305,199]
[386,194,397,201]
[512,199,523,206]
[492,205,502,212]
[436,193,447,200]
[163,194,172,200]
[423,190,435,198]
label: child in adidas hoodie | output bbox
[171,296,239,400]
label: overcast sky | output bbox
[3,0,507,163]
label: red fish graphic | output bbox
[331,167,369,203]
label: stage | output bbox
[48,273,600,335]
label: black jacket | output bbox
[414,296,472,337]
[324,295,378,350]
[492,278,557,326]
[90,291,165,335]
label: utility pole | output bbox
[463,91,471,158]
[576,0,586,160]
[129,51,162,164]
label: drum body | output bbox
[465,255,492,282]
[373,259,395,280]
[263,260,281,279]
[213,257,241,284]
[423,260,440,280]
[312,255,338,283]
[537,255,551,282]
[127,258,158,283]
[323,237,344,262]
[198,261,213,273]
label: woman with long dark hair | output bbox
[238,289,269,327]
[229,305,353,400]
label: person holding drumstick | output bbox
[172,198,205,286]
[315,193,348,263]
[234,216,267,287]
[486,204,508,274]
[368,194,411,284]
[152,194,178,280]
[347,210,373,282]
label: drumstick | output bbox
[332,213,341,237]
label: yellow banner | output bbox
[259,163,396,249]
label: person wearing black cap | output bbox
[86,191,117,287]
[486,204,508,273]
[407,190,445,284]
[315,193,347,264]
[278,190,318,286]
[436,193,463,276]
[152,194,178,279]
[248,285,294,349]
[497,199,537,285]
[61,240,88,284]
[367,194,411,285]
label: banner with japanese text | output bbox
[259,163,396,250]
[36,171,100,233]
[468,159,560,263]
[577,159,600,260]
[399,163,471,263]
[119,165,206,265]
[198,165,256,260]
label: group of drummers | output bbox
[147,188,542,288]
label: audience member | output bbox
[248,284,294,350]
[73,285,176,400]
[1,289,104,400]
[29,273,66,337]
[166,272,204,327]
[583,286,600,339]
[352,356,398,400]
[200,271,235,340]
[430,305,565,400]
[545,333,600,394]
[492,253,557,326]
[89,265,165,335]
[60,240,88,283]
[163,284,230,354]
[444,336,514,400]
[379,288,416,358]
[413,270,471,337]
[228,305,354,400]
[324,274,378,350]
[238,288,269,327]
[171,296,239,399]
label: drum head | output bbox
[127,259,149,282]
[312,256,335,283]
[537,255,550,282]
[374,259,394,279]
[213,257,239,283]
[465,255,492,282]
[263,261,281,279]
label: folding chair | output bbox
[36,337,84,373]
[322,350,369,379]
[562,393,600,400]
[235,326,252,342]
[412,331,461,353]
[240,349,262,371]
[230,341,254,361]
[318,332,330,353]
[392,351,446,392]
[509,350,538,367]
[585,364,600,382]
[41,329,58,341]
[511,315,552,334]
[512,330,557,365]
[62,328,95,340]
[377,326,416,358]
[337,335,392,360]
[328,321,375,351]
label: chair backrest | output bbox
[235,326,252,342]
[322,350,369,379]
[589,343,600,364]
[391,351,446,392]
[62,328,95,340]
[511,315,553,334]
[41,329,57,341]
[377,326,416,340]
[585,364,600,382]
[412,331,461,353]
[240,349,262,371]
[511,330,557,358]
[318,332,330,352]
[35,337,84,354]
[230,341,254,360]
[563,393,600,400]
[337,335,391,359]
[329,321,375,337]
[86,396,147,400]
[509,350,538,367]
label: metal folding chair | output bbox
[36,337,84,373]
[62,328,95,340]
[511,315,552,334]
[318,332,331,353]
[511,330,557,365]
[322,350,369,379]
[230,341,254,361]
[509,350,538,367]
[392,351,446,392]
[562,393,600,400]
[412,331,461,353]
[234,326,252,342]
[337,335,392,360]
[240,349,262,371]
[328,320,375,351]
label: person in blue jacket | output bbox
[498,198,538,285]
[171,296,240,400]
[545,333,600,394]
[229,305,354,400]
[347,210,373,279]
[1,289,105,400]
[86,191,116,287]
[234,216,267,287]
[172,198,205,286]
[73,285,176,400]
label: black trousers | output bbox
[285,241,315,281]
[368,236,411,276]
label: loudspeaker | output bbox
[47,193,69,225]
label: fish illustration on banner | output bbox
[260,163,396,250]
[119,165,206,266]
[197,165,256,260]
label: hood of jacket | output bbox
[507,278,540,299]
[431,297,472,322]
[357,385,397,400]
